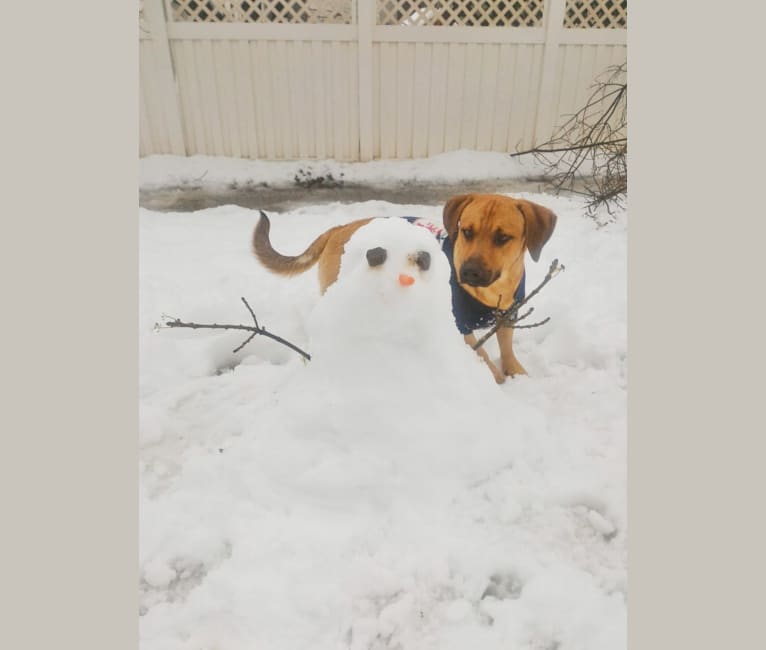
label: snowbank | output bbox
[139,150,543,190]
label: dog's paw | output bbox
[490,364,507,384]
[502,358,527,378]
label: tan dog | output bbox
[252,193,556,383]
[441,193,557,382]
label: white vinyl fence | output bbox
[139,0,626,160]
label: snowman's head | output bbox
[309,218,454,345]
[338,217,450,298]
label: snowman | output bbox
[304,218,501,434]
[275,217,519,498]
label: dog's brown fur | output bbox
[442,193,557,381]
[252,194,556,383]
[253,214,373,294]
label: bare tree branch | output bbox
[508,317,551,330]
[155,297,311,361]
[240,296,260,329]
[512,63,627,220]
[512,137,627,157]
[472,259,565,352]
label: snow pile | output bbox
[139,149,542,190]
[139,189,627,650]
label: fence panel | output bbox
[139,0,626,160]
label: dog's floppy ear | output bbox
[518,200,557,262]
[443,194,474,241]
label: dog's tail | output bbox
[253,211,334,276]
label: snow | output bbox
[139,152,627,650]
[139,149,542,190]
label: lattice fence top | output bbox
[563,0,626,29]
[377,0,544,27]
[170,0,354,24]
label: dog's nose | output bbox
[461,267,480,284]
[460,260,491,286]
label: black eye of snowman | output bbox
[366,247,387,267]
[413,250,430,271]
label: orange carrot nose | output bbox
[398,273,415,286]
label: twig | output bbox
[472,259,564,352]
[512,307,535,324]
[240,296,260,329]
[155,297,311,361]
[232,332,258,355]
[508,317,551,330]
[229,297,264,354]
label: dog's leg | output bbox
[496,326,527,377]
[464,333,506,384]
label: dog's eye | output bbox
[461,228,474,241]
[414,250,431,271]
[366,247,387,267]
[493,232,513,246]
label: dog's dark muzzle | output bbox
[459,258,499,287]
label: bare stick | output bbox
[472,259,564,352]
[241,296,260,329]
[232,332,258,355]
[156,298,311,361]
[512,307,535,324]
[509,317,551,330]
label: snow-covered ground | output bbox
[139,150,541,191]
[139,152,627,650]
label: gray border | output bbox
[630,3,764,648]
[2,3,137,649]
[4,2,764,649]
